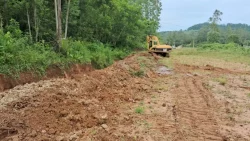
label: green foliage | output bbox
[197,26,210,43]
[209,9,223,32]
[188,23,210,31]
[62,40,91,64]
[90,44,115,69]
[207,31,220,43]
[0,30,129,76]
[160,9,250,47]
[198,43,245,52]
[0,30,59,76]
[135,106,145,114]
[76,0,161,48]
[188,23,250,32]
[0,0,161,49]
[0,0,162,77]
[228,34,240,44]
[5,19,22,38]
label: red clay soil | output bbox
[0,53,155,141]
[0,64,93,92]
[0,52,250,141]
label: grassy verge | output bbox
[170,43,250,71]
[0,30,130,77]
[172,43,250,65]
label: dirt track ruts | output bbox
[171,75,222,141]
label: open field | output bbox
[0,49,250,141]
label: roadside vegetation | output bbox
[0,28,129,76]
[0,0,162,76]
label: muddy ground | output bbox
[0,52,250,141]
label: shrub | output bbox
[198,43,248,54]
[89,43,115,69]
[0,26,131,77]
[214,77,227,86]
[62,39,91,64]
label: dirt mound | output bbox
[0,53,156,140]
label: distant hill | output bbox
[158,22,250,46]
[187,23,250,31]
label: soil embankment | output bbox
[0,64,93,92]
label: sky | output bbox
[159,0,250,31]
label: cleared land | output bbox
[1,49,250,141]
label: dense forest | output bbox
[159,10,250,47]
[0,0,162,75]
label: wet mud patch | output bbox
[155,66,173,75]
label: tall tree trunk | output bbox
[64,0,71,39]
[55,0,62,51]
[0,14,3,30]
[58,0,62,49]
[4,0,7,25]
[27,8,32,42]
[34,2,39,42]
[55,0,58,33]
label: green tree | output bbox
[207,10,223,43]
[209,9,223,32]
[207,31,220,43]
[228,34,240,44]
[197,26,209,43]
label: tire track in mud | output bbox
[172,75,223,141]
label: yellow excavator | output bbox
[147,35,172,57]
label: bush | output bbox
[0,31,130,76]
[0,30,60,76]
[196,43,250,57]
[62,39,91,64]
[198,43,244,51]
[90,44,115,69]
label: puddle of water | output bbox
[155,66,173,75]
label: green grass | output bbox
[159,58,174,69]
[172,44,250,65]
[214,77,227,86]
[247,93,250,98]
[135,106,145,114]
[130,70,145,77]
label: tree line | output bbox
[0,0,162,76]
[160,10,250,47]
[0,0,162,49]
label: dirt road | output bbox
[0,52,250,141]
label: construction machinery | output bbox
[147,35,172,57]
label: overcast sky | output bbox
[159,0,250,31]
